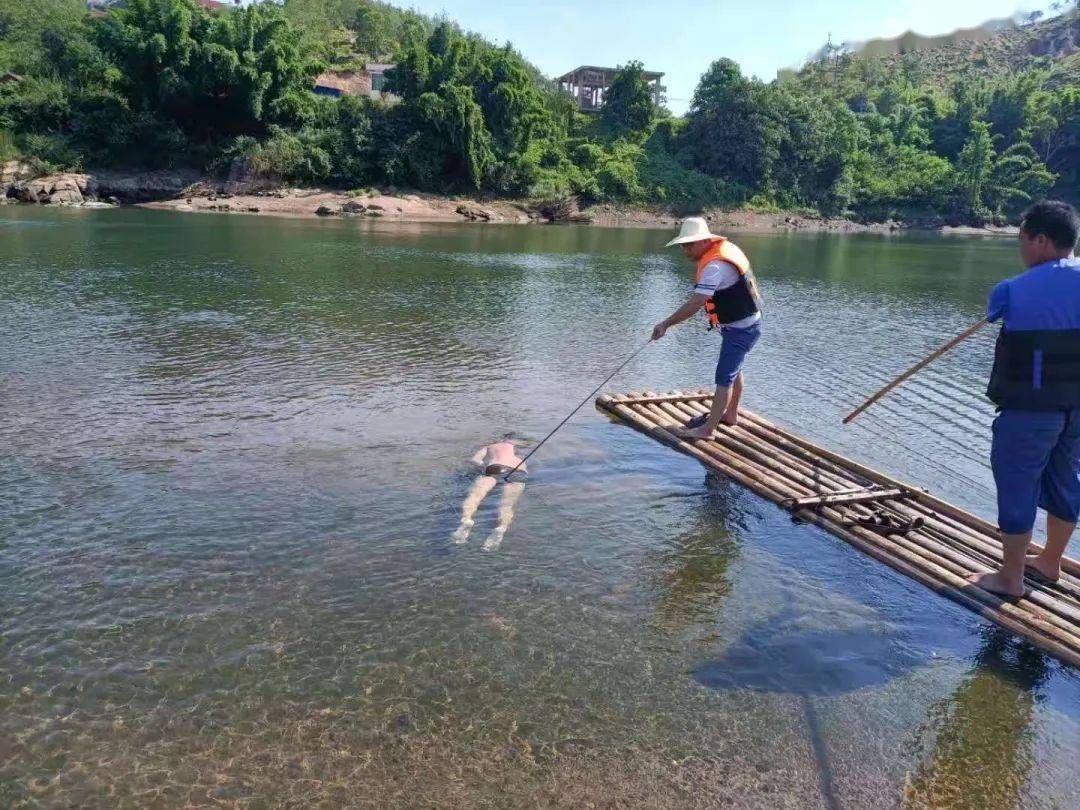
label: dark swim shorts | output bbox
[484,464,525,480]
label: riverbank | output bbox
[0,162,1019,236]
[143,186,1020,237]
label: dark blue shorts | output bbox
[715,322,761,387]
[991,408,1080,534]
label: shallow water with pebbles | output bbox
[2,207,1078,807]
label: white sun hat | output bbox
[664,216,721,247]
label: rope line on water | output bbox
[503,340,653,481]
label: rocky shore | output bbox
[1,161,202,208]
[0,161,1019,237]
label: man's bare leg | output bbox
[452,475,497,543]
[483,482,525,551]
[1026,513,1075,582]
[681,384,731,439]
[967,531,1029,597]
[722,373,743,426]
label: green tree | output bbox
[985,142,1055,220]
[683,59,770,189]
[956,120,995,220]
[385,22,558,189]
[97,0,320,142]
[600,61,655,140]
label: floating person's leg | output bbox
[483,482,525,551]
[452,475,497,544]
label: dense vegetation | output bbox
[1,0,1077,224]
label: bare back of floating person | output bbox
[452,440,526,551]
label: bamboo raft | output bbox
[596,389,1080,669]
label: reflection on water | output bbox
[2,207,1079,806]
[650,473,742,630]
[903,629,1052,810]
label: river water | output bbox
[2,207,1078,808]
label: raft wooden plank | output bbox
[596,389,1080,669]
[783,488,906,509]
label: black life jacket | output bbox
[987,327,1080,410]
[695,239,760,329]
[709,275,759,327]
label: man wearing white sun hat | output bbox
[652,217,762,438]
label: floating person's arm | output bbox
[652,293,709,340]
[469,446,487,467]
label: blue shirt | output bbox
[988,258,1080,332]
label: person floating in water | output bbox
[651,217,763,438]
[967,200,1080,598]
[451,438,526,551]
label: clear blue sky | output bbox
[387,0,1058,113]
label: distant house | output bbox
[313,66,398,103]
[557,65,665,113]
[365,63,395,95]
[86,0,120,14]
[314,70,371,99]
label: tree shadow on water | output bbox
[693,617,926,810]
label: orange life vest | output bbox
[694,238,759,329]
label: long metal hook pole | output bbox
[503,340,653,481]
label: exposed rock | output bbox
[86,169,201,204]
[365,203,385,211]
[48,175,87,206]
[456,202,498,221]
[13,173,89,206]
[365,209,384,217]
[15,178,51,203]
[246,206,260,213]
[535,195,592,223]
[315,205,339,216]
[341,200,366,214]
[1,160,35,197]
[223,156,278,195]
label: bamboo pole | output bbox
[842,318,989,424]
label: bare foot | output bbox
[482,529,505,551]
[721,411,738,427]
[1024,554,1061,583]
[451,519,473,544]
[966,571,1026,598]
[675,426,713,440]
